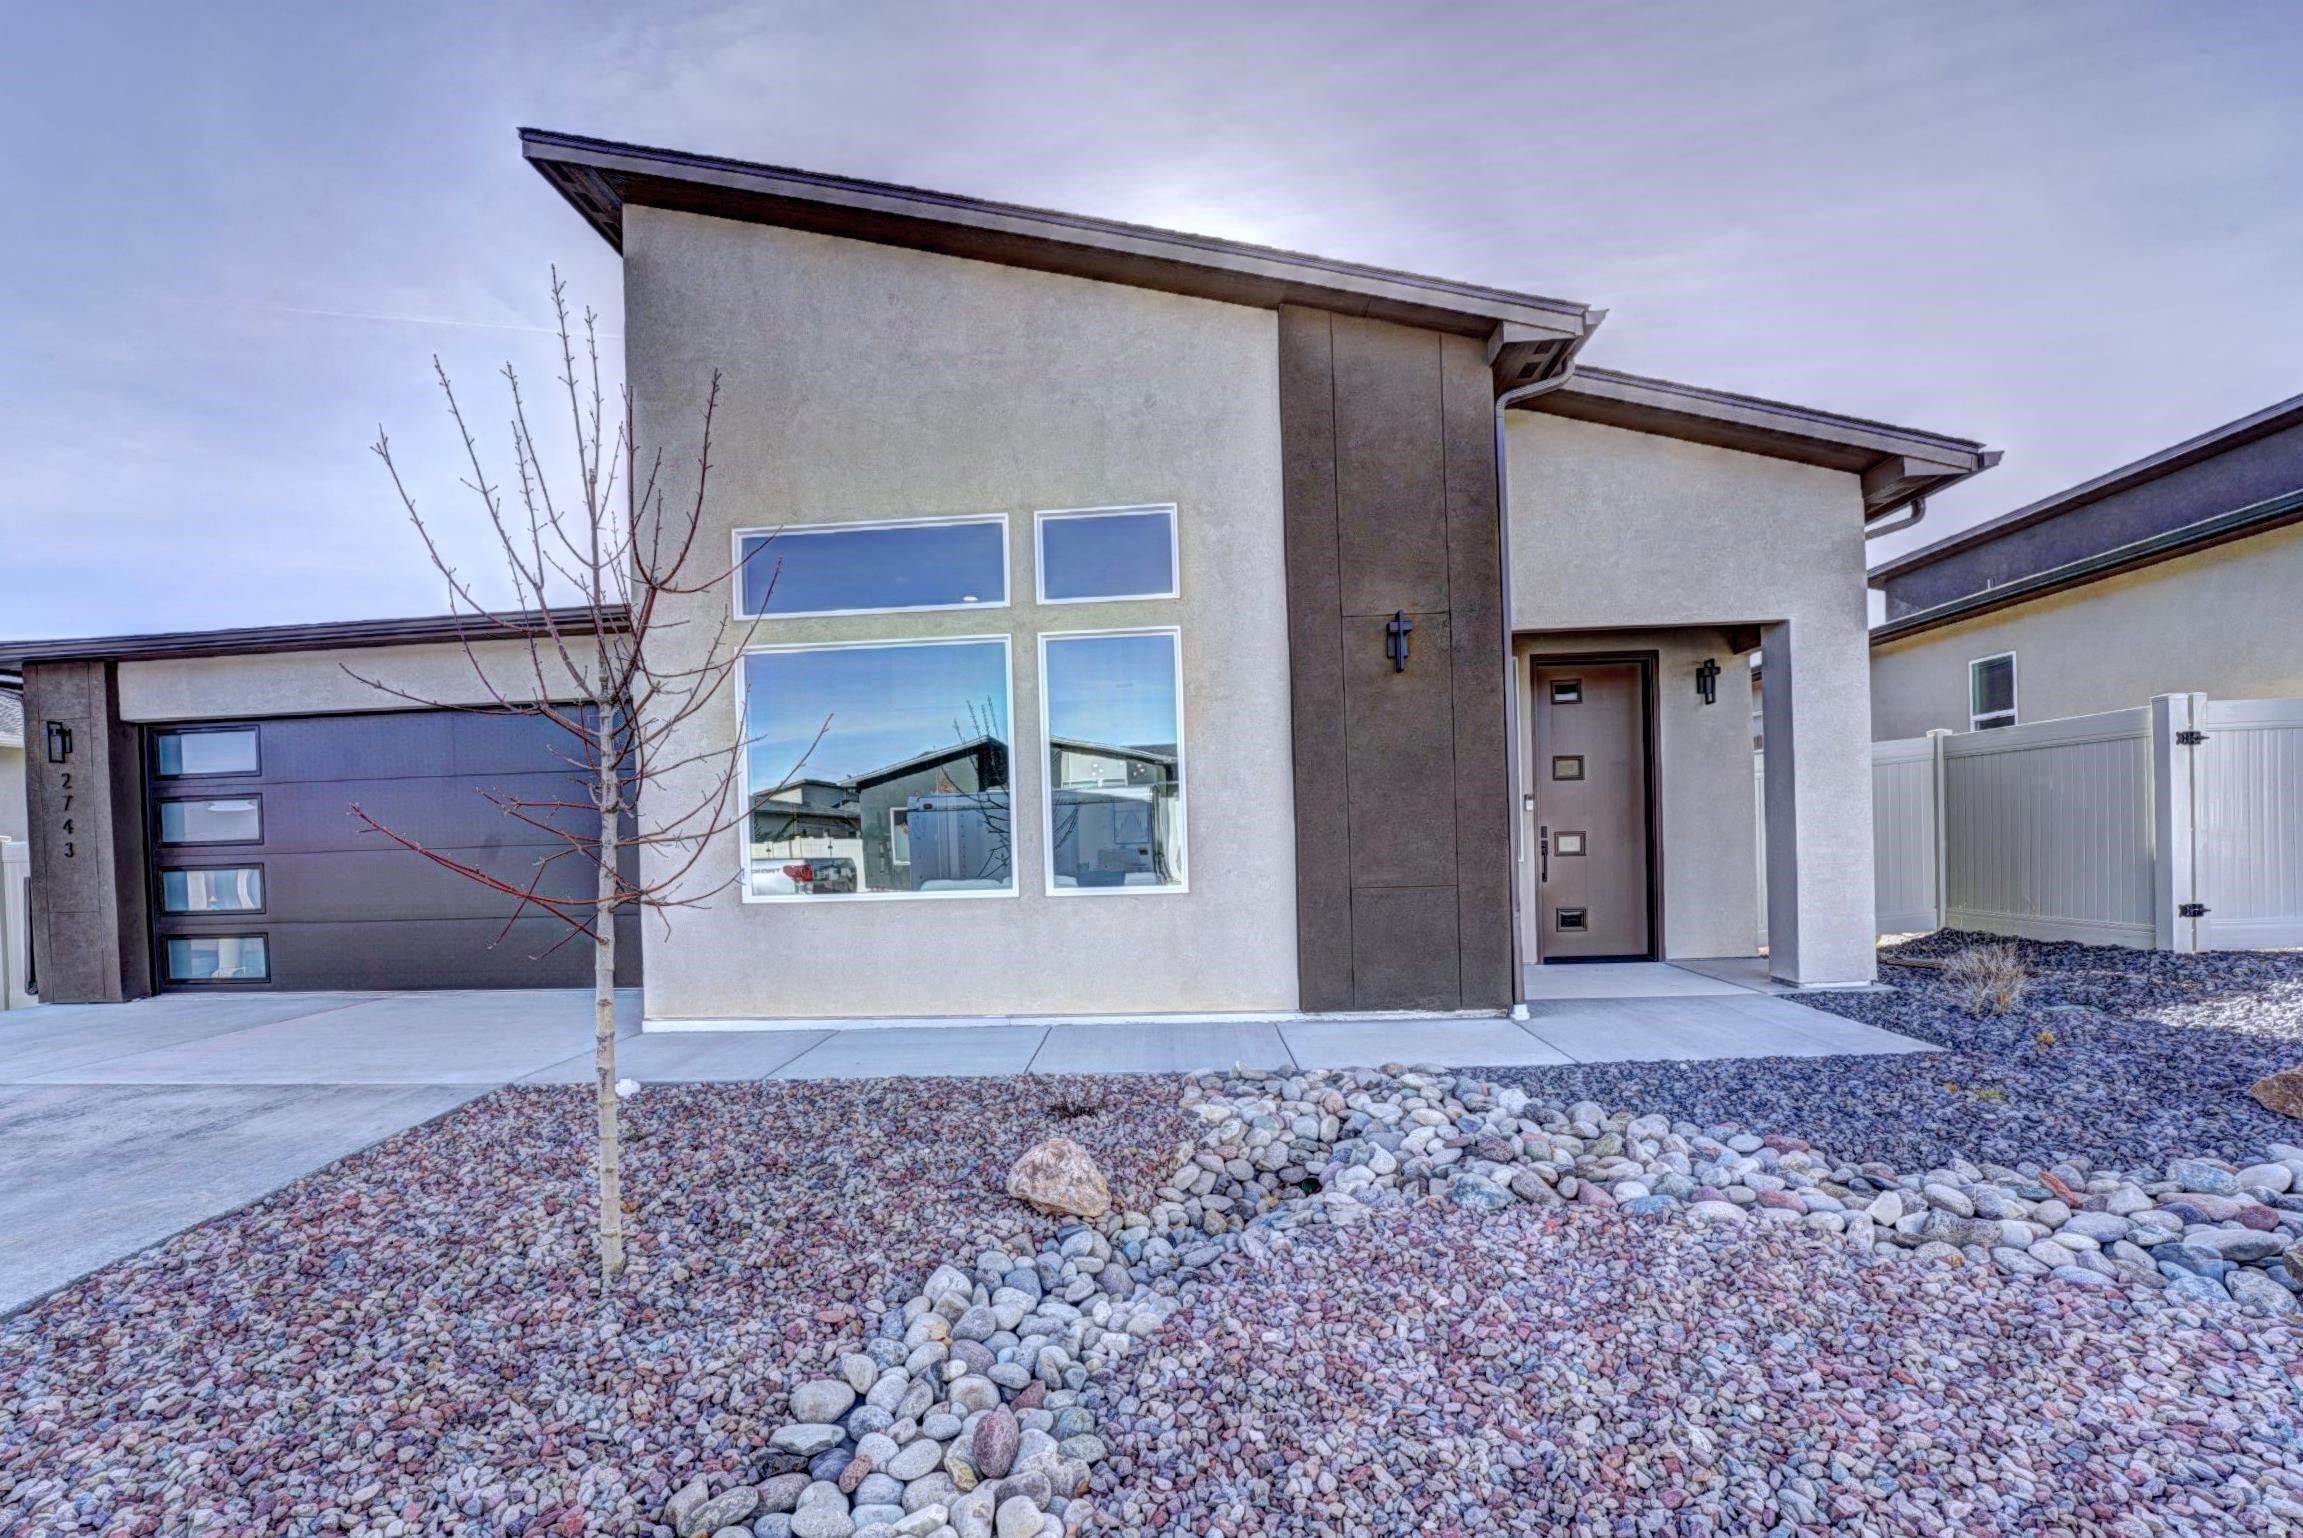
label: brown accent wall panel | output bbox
[1440,334,1515,1006]
[1277,307,1514,1010]
[1331,317,1450,617]
[1349,886,1461,1010]
[21,661,153,1003]
[1277,306,1355,1010]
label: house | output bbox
[0,674,24,845]
[0,130,1993,1017]
[1871,390,2303,739]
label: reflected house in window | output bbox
[748,777,864,893]
[1049,735,1180,888]
[849,735,1011,892]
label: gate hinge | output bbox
[2179,902,2210,918]
[2175,729,2209,746]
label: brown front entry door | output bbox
[1533,661,1652,960]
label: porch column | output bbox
[1760,619,1877,986]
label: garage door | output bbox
[146,710,640,991]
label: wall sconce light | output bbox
[1385,610,1415,673]
[1695,658,1721,706]
[44,721,74,764]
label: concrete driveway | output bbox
[0,989,637,1315]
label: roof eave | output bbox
[519,129,1600,354]
[0,606,627,673]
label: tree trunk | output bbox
[595,722,625,1278]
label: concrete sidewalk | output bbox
[0,966,1933,1312]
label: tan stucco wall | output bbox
[116,639,590,722]
[1871,520,2303,741]
[623,207,1297,1021]
[0,743,25,844]
[1513,629,1759,962]
[1505,413,1876,984]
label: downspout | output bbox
[1864,495,1927,541]
[1493,340,1598,1015]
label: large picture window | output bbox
[1040,629,1186,893]
[742,638,1015,899]
[735,517,1008,618]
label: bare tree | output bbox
[352,272,804,1278]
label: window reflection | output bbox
[738,519,1007,617]
[744,640,1014,897]
[1037,507,1176,602]
[1043,631,1185,891]
[162,867,265,914]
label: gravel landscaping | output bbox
[1495,931,2303,1171]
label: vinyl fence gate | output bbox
[1871,694,2303,953]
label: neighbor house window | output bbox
[1041,629,1186,893]
[1969,652,2017,731]
[741,638,1014,899]
[734,516,1008,618]
[164,935,269,982]
[1035,506,1178,603]
[154,726,259,777]
[158,796,262,845]
[161,866,265,914]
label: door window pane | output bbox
[155,727,259,777]
[1037,507,1177,602]
[743,640,1013,897]
[738,519,1007,617]
[1043,631,1185,891]
[165,935,269,982]
[161,867,265,913]
[159,797,262,844]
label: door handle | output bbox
[1539,825,1549,883]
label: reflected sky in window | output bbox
[740,521,1006,615]
[1044,633,1177,752]
[745,641,1010,790]
[1039,509,1174,601]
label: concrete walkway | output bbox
[0,965,1933,1313]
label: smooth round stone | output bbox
[855,1473,904,1507]
[2238,1163,2295,1194]
[1992,1247,2049,1278]
[840,1354,882,1395]
[921,1412,964,1442]
[994,1496,1045,1538]
[1621,1194,1678,1215]
[885,1438,946,1482]
[2164,1272,2233,1306]
[759,1475,811,1515]
[846,1407,895,1439]
[1922,1183,1973,1217]
[947,1374,1000,1414]
[900,1474,960,1514]
[2167,1159,2241,1196]
[753,1517,793,1538]
[791,1381,860,1424]
[2230,1269,2301,1314]
[772,1425,849,1458]
[2191,1228,2283,1264]
[2059,1211,2130,1243]
[1689,1200,1747,1224]
[854,1433,900,1467]
[789,1506,854,1538]
[2050,1265,2118,1289]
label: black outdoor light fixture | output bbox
[44,721,73,764]
[1696,658,1721,706]
[1385,610,1415,672]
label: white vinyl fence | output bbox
[1872,694,2303,952]
[0,839,31,1010]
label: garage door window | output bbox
[161,866,265,914]
[164,935,269,983]
[159,796,262,845]
[154,726,259,777]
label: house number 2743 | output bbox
[57,770,75,858]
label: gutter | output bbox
[1493,322,1605,1011]
[1872,484,2303,644]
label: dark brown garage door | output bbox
[146,710,640,991]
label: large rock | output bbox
[2250,1069,2303,1121]
[1006,1137,1111,1218]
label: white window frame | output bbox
[735,634,1018,903]
[1968,651,2018,731]
[729,514,1012,621]
[1037,625,1189,898]
[1032,504,1180,605]
[888,806,912,868]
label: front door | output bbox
[1532,661,1652,960]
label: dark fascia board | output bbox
[0,606,628,672]
[519,129,1600,353]
[1518,366,1996,518]
[1872,388,2303,580]
[1870,485,2303,644]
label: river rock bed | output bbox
[1488,931,2303,1173]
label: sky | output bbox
[5,1,2300,642]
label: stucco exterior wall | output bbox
[1871,520,2303,740]
[1505,412,1877,984]
[0,743,25,844]
[116,639,588,722]
[1513,629,1759,962]
[623,207,1297,1021]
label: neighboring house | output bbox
[0,675,25,844]
[1871,390,2303,739]
[0,129,1993,1015]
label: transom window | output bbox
[735,516,1008,618]
[1041,629,1186,893]
[1970,653,2017,731]
[154,726,259,778]
[741,638,1015,899]
[1035,505,1178,603]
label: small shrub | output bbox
[1942,942,2031,1016]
